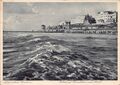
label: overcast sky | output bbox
[3,2,117,31]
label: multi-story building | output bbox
[95,11,117,24]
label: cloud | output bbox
[32,7,39,14]
[3,2,34,14]
[3,2,117,31]
[3,2,117,15]
[4,15,21,31]
[26,2,33,7]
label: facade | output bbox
[47,11,117,33]
[95,11,117,24]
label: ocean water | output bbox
[3,32,117,80]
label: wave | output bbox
[3,35,117,80]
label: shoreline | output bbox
[3,31,117,35]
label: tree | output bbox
[84,14,96,24]
[90,17,96,24]
[41,25,46,32]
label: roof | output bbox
[98,11,116,14]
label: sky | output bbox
[3,2,117,31]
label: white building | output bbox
[95,11,117,24]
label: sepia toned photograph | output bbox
[3,2,118,80]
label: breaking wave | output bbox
[3,35,117,80]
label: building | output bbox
[95,11,117,24]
